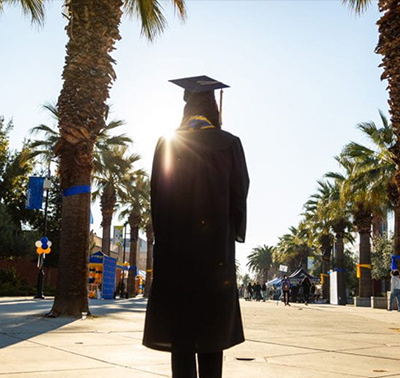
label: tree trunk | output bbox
[394,204,400,255]
[320,233,332,301]
[359,230,372,297]
[388,182,400,255]
[377,1,400,216]
[127,210,141,297]
[51,0,123,316]
[100,185,116,255]
[372,214,384,237]
[144,220,154,298]
[354,204,372,298]
[333,225,347,305]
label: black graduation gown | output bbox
[143,127,249,353]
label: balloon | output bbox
[41,237,48,244]
[42,243,48,250]
[47,241,52,247]
[36,247,44,255]
[44,247,51,254]
[35,241,41,248]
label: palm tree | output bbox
[274,226,314,274]
[303,185,335,300]
[29,103,132,170]
[92,146,141,255]
[304,180,353,303]
[52,0,186,316]
[119,172,149,297]
[340,111,399,250]
[342,0,400,246]
[0,0,46,24]
[246,245,273,282]
[332,154,386,298]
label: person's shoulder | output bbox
[218,129,241,142]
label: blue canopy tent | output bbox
[266,277,282,286]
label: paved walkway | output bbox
[0,297,400,377]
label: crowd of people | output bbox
[239,275,321,305]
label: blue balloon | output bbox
[42,243,48,249]
[41,237,48,244]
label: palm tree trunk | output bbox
[320,233,332,301]
[359,230,372,297]
[100,186,116,255]
[144,220,154,298]
[51,0,123,316]
[395,204,400,255]
[101,220,112,255]
[127,211,140,297]
[377,1,400,214]
[334,229,347,305]
[354,205,372,298]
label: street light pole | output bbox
[34,163,51,300]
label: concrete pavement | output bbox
[1,297,400,377]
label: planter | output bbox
[354,297,371,307]
[371,296,387,309]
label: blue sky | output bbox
[0,1,388,273]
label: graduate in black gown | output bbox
[143,75,250,378]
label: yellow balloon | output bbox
[44,247,51,254]
[36,247,44,255]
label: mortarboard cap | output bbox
[169,75,229,93]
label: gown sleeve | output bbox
[230,137,250,243]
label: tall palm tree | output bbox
[52,0,186,316]
[342,0,400,247]
[340,111,398,250]
[305,180,353,303]
[246,245,274,282]
[303,185,335,300]
[92,146,141,255]
[0,0,46,24]
[332,154,386,298]
[119,172,149,297]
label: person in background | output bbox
[281,274,291,306]
[246,282,254,301]
[301,276,311,305]
[388,270,400,311]
[310,283,316,303]
[143,75,249,378]
[254,282,262,301]
[261,282,267,302]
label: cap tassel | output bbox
[219,89,224,126]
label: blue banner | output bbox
[26,177,45,210]
[391,255,400,270]
[102,255,117,299]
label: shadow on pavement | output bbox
[0,297,148,350]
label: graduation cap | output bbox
[169,75,229,125]
[169,75,229,93]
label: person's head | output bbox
[283,274,287,279]
[394,270,399,276]
[169,75,229,129]
[181,90,220,128]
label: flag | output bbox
[26,177,45,210]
